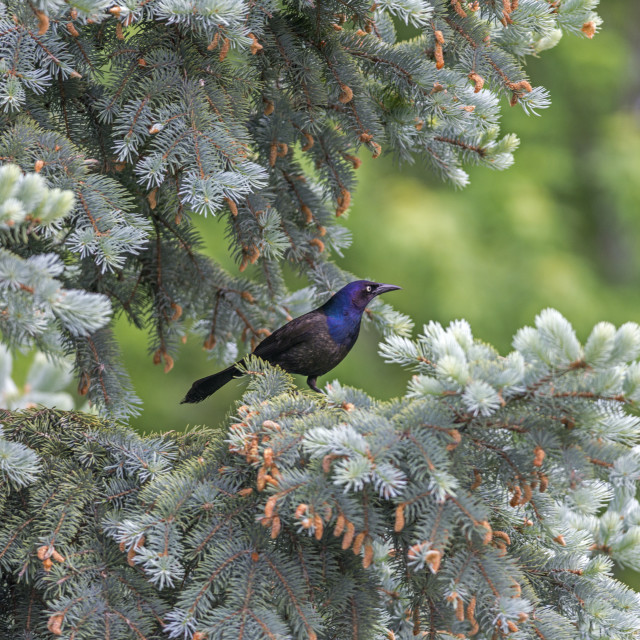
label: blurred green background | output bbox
[10,0,640,584]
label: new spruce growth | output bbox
[0,0,600,417]
[2,311,640,639]
[0,164,112,356]
[0,344,75,411]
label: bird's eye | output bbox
[366,285,372,292]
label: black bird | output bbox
[181,280,401,403]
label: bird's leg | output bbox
[307,376,322,393]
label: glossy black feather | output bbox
[253,311,356,376]
[181,280,400,403]
[180,365,239,404]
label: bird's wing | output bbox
[252,311,326,362]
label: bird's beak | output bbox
[375,283,402,295]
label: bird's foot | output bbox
[307,376,322,393]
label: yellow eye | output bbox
[366,285,372,292]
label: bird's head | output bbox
[327,280,402,312]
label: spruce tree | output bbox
[3,314,640,638]
[4,2,639,640]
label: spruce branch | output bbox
[2,312,640,638]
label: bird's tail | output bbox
[180,364,241,404]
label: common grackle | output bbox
[181,280,401,403]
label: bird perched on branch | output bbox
[181,280,401,403]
